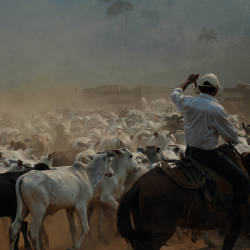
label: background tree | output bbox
[198,27,219,44]
[101,0,134,48]
[140,9,159,28]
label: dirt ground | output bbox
[1,210,250,250]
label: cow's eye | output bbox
[129,155,133,159]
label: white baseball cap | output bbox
[198,73,219,89]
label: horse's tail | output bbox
[117,184,139,244]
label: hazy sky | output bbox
[0,0,250,89]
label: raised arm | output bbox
[171,74,199,112]
[178,74,200,91]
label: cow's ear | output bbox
[17,160,23,168]
[112,149,123,155]
[137,147,145,154]
[173,147,179,154]
[242,123,246,130]
[154,132,159,137]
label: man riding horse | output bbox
[171,73,250,227]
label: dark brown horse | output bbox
[117,144,250,250]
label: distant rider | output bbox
[171,73,249,226]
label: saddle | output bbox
[157,157,233,211]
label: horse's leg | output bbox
[222,214,242,250]
[202,231,216,248]
[66,209,77,249]
[20,221,32,250]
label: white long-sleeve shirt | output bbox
[171,88,238,150]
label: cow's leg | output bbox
[29,210,45,250]
[97,205,108,243]
[40,223,49,249]
[13,231,20,250]
[38,220,48,250]
[97,204,117,243]
[100,195,118,211]
[87,200,95,222]
[73,204,89,250]
[20,221,32,250]
[9,208,29,250]
[66,209,77,249]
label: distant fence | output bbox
[223,84,250,116]
[81,85,142,109]
[80,85,173,109]
[78,83,250,113]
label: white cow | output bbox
[89,148,140,242]
[124,151,152,193]
[97,148,140,210]
[95,133,135,152]
[9,153,114,250]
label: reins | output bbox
[228,142,242,158]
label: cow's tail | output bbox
[9,175,28,250]
[15,175,28,223]
[117,185,139,246]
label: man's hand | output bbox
[185,74,199,85]
[179,73,199,91]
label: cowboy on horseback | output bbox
[171,73,250,226]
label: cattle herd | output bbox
[0,96,249,250]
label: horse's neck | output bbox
[218,144,248,176]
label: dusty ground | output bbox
[1,210,250,250]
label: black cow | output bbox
[0,162,49,250]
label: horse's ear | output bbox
[48,154,52,160]
[179,151,185,160]
[17,160,23,168]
